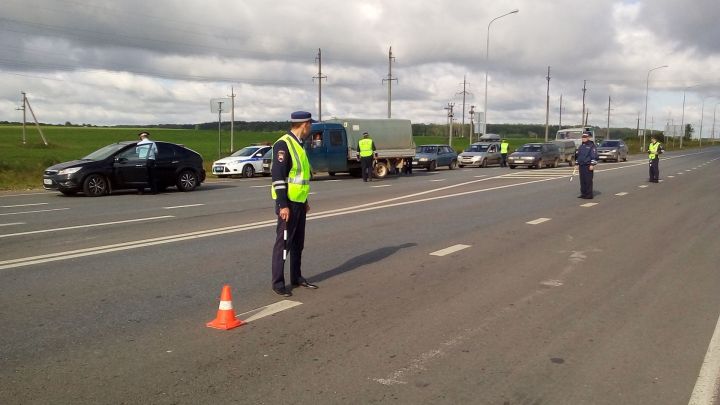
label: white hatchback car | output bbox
[212,145,271,178]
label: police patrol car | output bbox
[212,145,271,178]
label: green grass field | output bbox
[0,125,703,190]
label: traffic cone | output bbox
[207,285,244,330]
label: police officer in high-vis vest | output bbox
[648,136,664,183]
[270,111,319,297]
[357,132,376,182]
[500,139,510,167]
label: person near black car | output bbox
[648,136,664,183]
[575,132,598,199]
[269,111,319,297]
[500,138,510,167]
[136,132,158,194]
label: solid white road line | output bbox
[0,222,25,227]
[163,204,204,209]
[0,216,175,239]
[580,203,598,207]
[237,300,302,323]
[371,185,391,188]
[526,218,551,225]
[0,208,69,216]
[678,173,684,175]
[669,176,675,178]
[251,185,271,188]
[429,244,471,257]
[0,192,53,198]
[474,175,488,178]
[688,310,720,405]
[615,192,629,196]
[430,179,447,182]
[1,203,48,208]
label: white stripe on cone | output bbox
[219,300,233,310]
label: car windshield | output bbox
[600,141,620,147]
[517,145,542,152]
[465,144,489,152]
[83,143,130,160]
[263,149,272,159]
[230,147,260,157]
[416,146,437,154]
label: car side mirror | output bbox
[115,157,128,163]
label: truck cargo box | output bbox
[325,118,415,151]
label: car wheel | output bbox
[553,158,559,168]
[535,159,543,169]
[82,174,108,197]
[428,161,437,171]
[374,162,388,178]
[242,164,255,178]
[328,171,336,176]
[481,159,487,168]
[176,170,198,192]
[569,158,575,167]
[509,165,516,169]
[449,160,458,170]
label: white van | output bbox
[555,127,596,148]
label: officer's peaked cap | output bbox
[290,111,317,123]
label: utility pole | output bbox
[559,93,563,130]
[20,92,48,146]
[382,46,398,119]
[469,105,476,144]
[636,113,641,140]
[217,101,223,159]
[444,102,455,147]
[16,92,26,145]
[581,80,587,126]
[545,66,551,142]
[585,110,590,128]
[606,95,612,140]
[313,48,328,121]
[228,86,235,152]
[457,75,471,138]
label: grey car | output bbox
[457,142,501,168]
[413,144,458,171]
[597,140,628,162]
[507,143,561,169]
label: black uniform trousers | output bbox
[138,159,157,193]
[649,158,659,182]
[501,153,508,167]
[361,156,374,181]
[579,164,594,198]
[272,201,307,290]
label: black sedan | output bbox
[43,141,206,196]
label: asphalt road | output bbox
[1,148,719,404]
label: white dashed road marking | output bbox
[0,216,175,239]
[163,204,205,209]
[668,176,675,178]
[580,202,598,207]
[540,279,563,287]
[526,218,551,225]
[430,179,447,182]
[371,185,391,188]
[639,185,649,188]
[237,300,302,323]
[0,208,69,216]
[251,185,271,188]
[430,244,471,257]
[615,192,629,196]
[1,203,48,208]
[0,222,25,227]
[474,175,488,178]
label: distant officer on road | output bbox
[575,132,598,199]
[357,132,376,182]
[648,136,664,183]
[500,138,510,167]
[136,132,158,194]
[270,111,319,297]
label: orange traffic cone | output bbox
[207,285,244,330]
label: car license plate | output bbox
[263,164,269,168]
[412,161,418,165]
[43,178,53,185]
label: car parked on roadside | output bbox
[507,143,561,169]
[413,144,458,171]
[552,139,577,166]
[457,142,502,168]
[43,141,205,196]
[261,148,272,176]
[597,139,628,162]
[211,145,271,178]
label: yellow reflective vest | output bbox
[648,142,661,160]
[271,134,311,203]
[358,138,374,157]
[500,142,509,154]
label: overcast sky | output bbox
[2,0,720,136]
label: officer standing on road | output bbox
[270,111,319,297]
[500,138,510,167]
[648,136,664,183]
[136,132,158,194]
[357,131,376,182]
[575,132,598,199]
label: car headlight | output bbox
[58,167,81,175]
[419,158,428,162]
[609,149,617,153]
[472,156,481,161]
